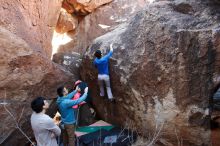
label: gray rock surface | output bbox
[80,1,220,145]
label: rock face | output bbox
[0,0,62,57]
[72,0,146,53]
[80,1,220,145]
[55,8,78,34]
[53,52,82,79]
[0,27,74,145]
[0,1,73,144]
[54,0,146,66]
[62,0,113,15]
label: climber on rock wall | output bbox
[56,85,88,146]
[94,43,114,101]
[30,97,61,146]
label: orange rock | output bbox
[0,27,74,145]
[62,0,113,15]
[56,9,78,34]
[0,0,63,58]
[62,0,75,13]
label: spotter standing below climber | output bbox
[56,85,88,146]
[31,97,61,146]
[94,43,114,101]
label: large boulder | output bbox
[0,0,62,57]
[54,0,146,66]
[80,1,220,145]
[0,27,74,145]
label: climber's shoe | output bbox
[109,98,116,103]
[100,92,105,97]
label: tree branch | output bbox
[2,89,36,146]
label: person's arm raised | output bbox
[64,87,88,107]
[110,43,114,52]
[102,44,114,60]
[65,88,78,99]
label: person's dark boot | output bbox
[109,98,116,104]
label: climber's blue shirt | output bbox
[94,50,113,75]
[56,90,87,125]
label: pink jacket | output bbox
[72,92,86,109]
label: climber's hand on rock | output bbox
[110,43,114,52]
[84,87,88,94]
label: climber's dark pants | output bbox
[63,124,75,146]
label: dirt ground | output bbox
[211,111,220,146]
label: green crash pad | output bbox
[76,126,114,133]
